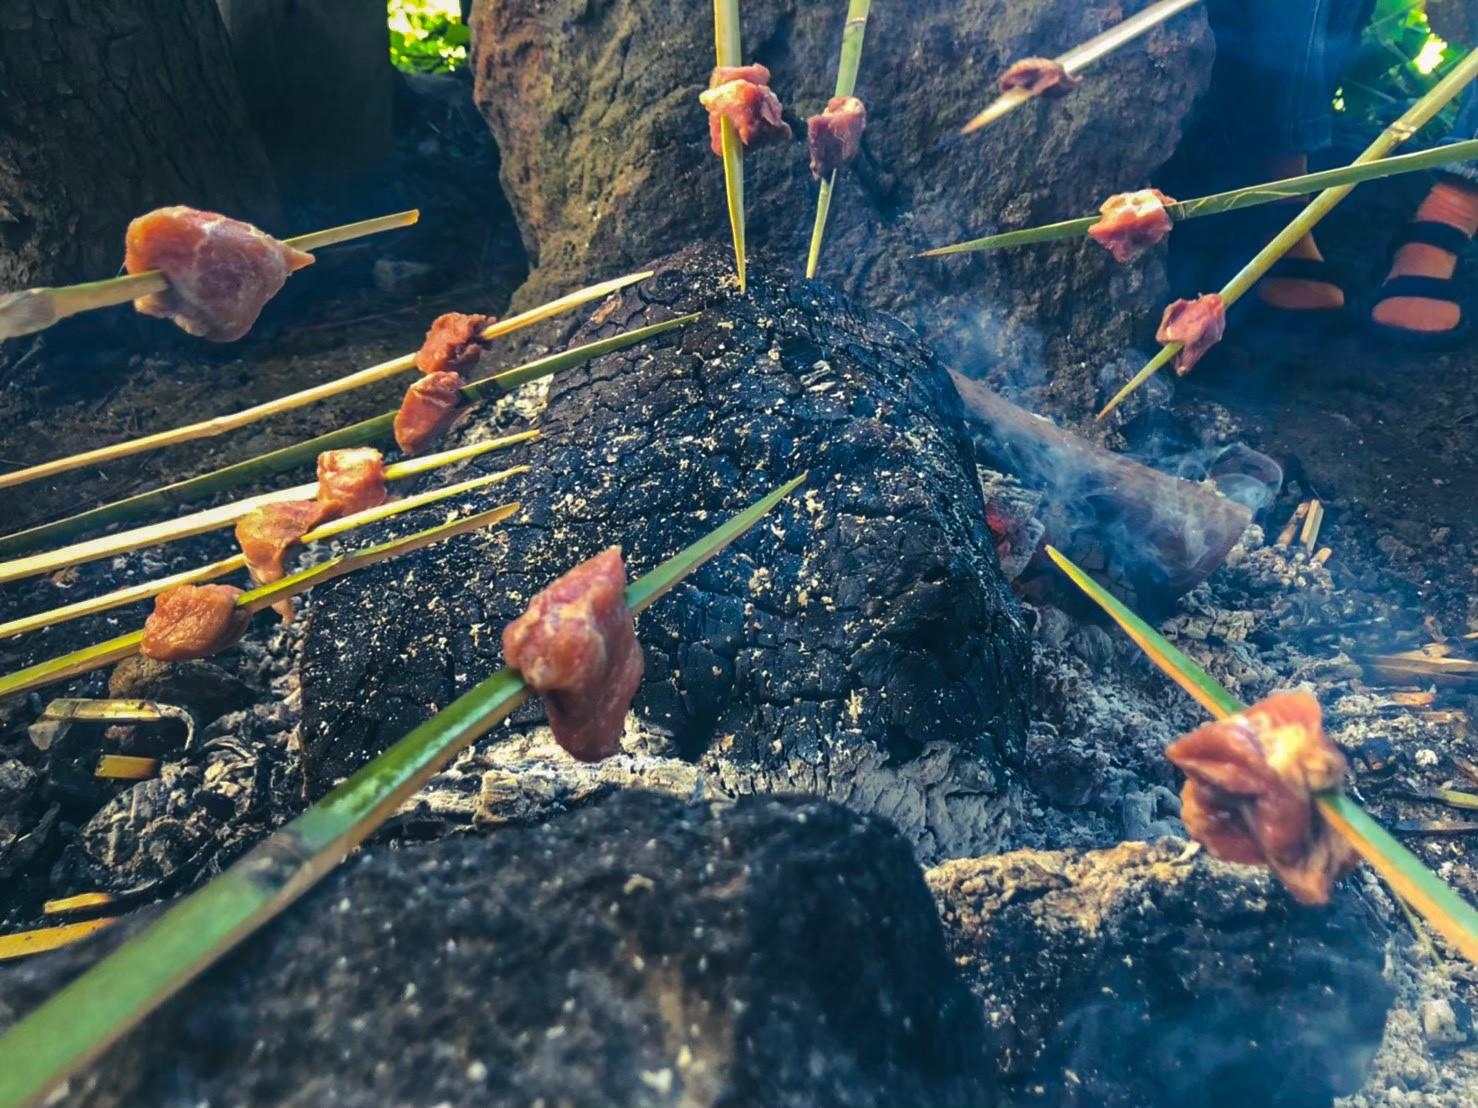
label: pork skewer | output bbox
[804,0,872,280]
[0,468,525,641]
[957,0,1202,136]
[0,209,418,342]
[0,315,694,558]
[0,435,527,585]
[0,271,650,492]
[1098,49,1478,421]
[712,0,749,289]
[921,140,1478,258]
[0,503,522,701]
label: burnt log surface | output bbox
[929,841,1392,1108]
[0,792,1001,1108]
[469,0,1213,418]
[300,242,1031,857]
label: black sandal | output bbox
[1249,255,1355,334]
[1365,220,1472,350]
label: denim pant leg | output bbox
[1437,86,1478,187]
[1206,0,1374,157]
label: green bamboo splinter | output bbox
[1046,545,1478,967]
[1098,48,1478,422]
[0,474,807,1108]
[715,0,746,290]
[805,0,872,279]
[0,314,696,559]
[921,139,1478,258]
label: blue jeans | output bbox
[1439,88,1478,186]
[1205,0,1375,156]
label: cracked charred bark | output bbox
[299,243,1032,857]
[0,0,278,292]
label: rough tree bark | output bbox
[0,0,280,291]
[217,0,395,180]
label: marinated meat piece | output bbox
[315,448,388,519]
[1167,690,1358,906]
[124,206,314,342]
[1088,188,1177,264]
[415,312,494,376]
[141,584,251,662]
[1155,293,1227,374]
[806,96,867,180]
[502,547,645,762]
[701,64,792,156]
[998,57,1082,98]
[394,371,466,456]
[236,500,327,587]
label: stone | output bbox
[927,840,1392,1107]
[469,0,1213,418]
[300,242,1032,861]
[0,792,1000,1108]
[108,655,259,728]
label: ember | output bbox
[140,584,250,662]
[1155,293,1226,374]
[1087,188,1176,263]
[807,96,866,179]
[998,57,1082,98]
[1168,690,1358,905]
[701,64,792,155]
[394,371,467,456]
[415,312,494,376]
[124,207,313,341]
[502,546,645,762]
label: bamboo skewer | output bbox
[0,210,419,342]
[0,314,695,558]
[805,0,873,279]
[0,502,522,701]
[0,466,529,640]
[714,0,747,290]
[958,0,1202,136]
[0,435,531,586]
[0,920,119,965]
[0,271,651,492]
[1046,545,1478,965]
[1098,48,1478,421]
[0,475,807,1106]
[921,139,1478,257]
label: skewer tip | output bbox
[0,289,59,342]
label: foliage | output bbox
[1336,0,1469,144]
[388,0,470,75]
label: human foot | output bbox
[1253,154,1345,314]
[1369,180,1478,337]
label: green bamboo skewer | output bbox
[0,314,696,559]
[0,474,807,1107]
[0,502,522,701]
[804,0,873,279]
[1098,48,1478,422]
[0,210,420,342]
[1046,545,1478,966]
[922,138,1478,258]
[715,0,747,290]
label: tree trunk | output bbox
[217,0,395,181]
[0,0,280,291]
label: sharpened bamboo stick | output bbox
[0,434,532,587]
[0,502,522,701]
[0,271,651,492]
[958,0,1202,136]
[0,314,692,558]
[0,475,807,1106]
[1045,544,1478,966]
[805,0,872,280]
[0,210,419,342]
[0,919,118,965]
[714,0,747,290]
[0,465,530,640]
[920,139,1478,257]
[43,894,117,917]
[1098,48,1478,422]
